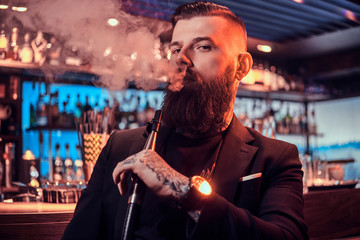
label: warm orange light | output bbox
[257,44,272,53]
[23,149,35,160]
[30,179,40,188]
[198,181,212,195]
[241,69,255,84]
[293,0,304,3]
[344,10,357,22]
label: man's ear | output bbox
[236,52,253,81]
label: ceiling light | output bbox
[12,6,27,12]
[0,4,8,9]
[292,0,304,3]
[344,10,357,22]
[257,44,272,53]
[107,18,119,26]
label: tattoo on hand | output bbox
[141,151,188,198]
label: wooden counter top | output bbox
[304,188,360,240]
[0,202,76,214]
[0,202,76,240]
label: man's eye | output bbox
[196,45,211,51]
[171,48,181,54]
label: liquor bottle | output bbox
[47,36,62,66]
[64,45,82,66]
[53,144,63,182]
[74,145,84,183]
[309,109,317,135]
[9,75,18,100]
[0,24,8,59]
[4,143,13,188]
[31,31,47,65]
[292,111,300,134]
[64,143,74,183]
[8,27,19,60]
[49,91,59,125]
[243,110,252,128]
[59,101,68,127]
[83,95,92,113]
[19,33,34,63]
[30,103,36,127]
[39,132,46,180]
[74,93,83,118]
[283,106,292,134]
[268,115,276,139]
[36,93,48,126]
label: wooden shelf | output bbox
[237,84,332,102]
[0,135,21,142]
[0,59,97,85]
[27,125,76,131]
[0,98,21,104]
[276,133,324,137]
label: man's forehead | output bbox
[171,16,230,43]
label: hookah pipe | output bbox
[121,110,162,240]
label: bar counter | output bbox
[304,188,360,240]
[0,188,359,239]
[0,202,76,240]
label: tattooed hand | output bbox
[112,149,189,201]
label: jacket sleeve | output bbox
[191,144,308,240]
[61,132,115,240]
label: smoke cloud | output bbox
[5,0,172,90]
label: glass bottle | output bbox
[53,143,63,182]
[9,75,18,100]
[0,23,8,59]
[30,103,36,127]
[20,33,34,63]
[74,145,84,183]
[284,106,292,134]
[31,31,47,65]
[9,27,19,60]
[74,93,83,118]
[47,36,62,66]
[83,95,92,113]
[64,143,74,183]
[36,93,48,126]
[49,91,59,126]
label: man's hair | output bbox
[171,1,246,32]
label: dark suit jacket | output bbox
[62,116,308,240]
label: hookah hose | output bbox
[121,110,162,240]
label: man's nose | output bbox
[176,51,192,67]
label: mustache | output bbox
[183,68,199,83]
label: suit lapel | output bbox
[212,116,258,202]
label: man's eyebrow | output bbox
[192,37,215,45]
[169,41,180,48]
[169,37,215,48]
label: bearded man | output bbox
[63,2,308,240]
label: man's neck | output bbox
[176,111,233,138]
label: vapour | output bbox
[6,0,174,91]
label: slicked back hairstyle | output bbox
[171,1,247,50]
[171,1,246,33]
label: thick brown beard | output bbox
[162,65,236,134]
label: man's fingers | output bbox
[119,172,129,195]
[113,157,134,184]
[112,162,122,184]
